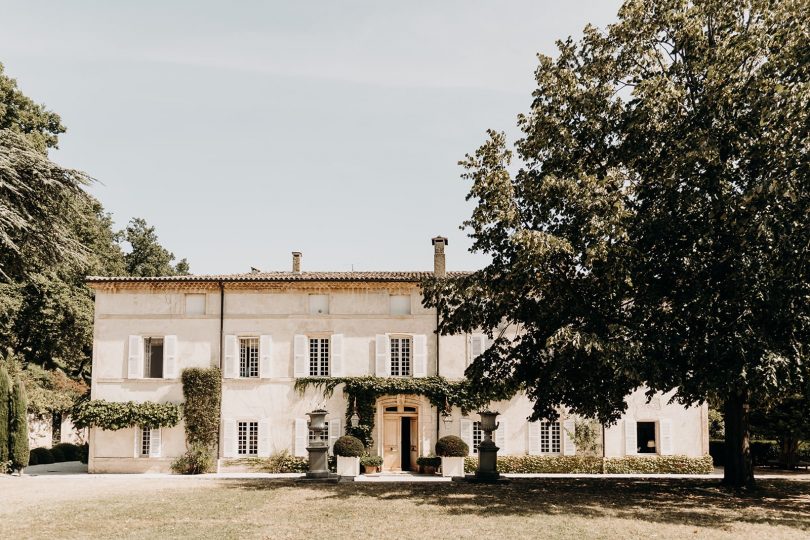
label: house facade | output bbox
[86,238,708,473]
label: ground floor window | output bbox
[140,427,152,456]
[238,421,258,455]
[637,421,657,454]
[540,421,561,454]
[472,421,482,454]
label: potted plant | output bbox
[435,435,468,477]
[416,455,441,475]
[333,435,364,477]
[360,454,383,474]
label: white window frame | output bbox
[540,420,561,454]
[389,335,412,377]
[143,336,164,379]
[308,336,330,377]
[140,426,152,457]
[472,421,483,454]
[239,337,260,378]
[237,420,259,456]
[636,420,658,455]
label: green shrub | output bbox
[9,376,29,470]
[49,444,67,463]
[0,365,10,465]
[50,443,81,462]
[333,435,364,457]
[263,450,308,473]
[29,447,54,466]
[416,456,441,468]
[463,454,714,474]
[435,435,468,457]
[710,439,779,467]
[181,368,221,448]
[360,455,383,467]
[72,400,181,431]
[171,444,214,475]
[78,443,89,464]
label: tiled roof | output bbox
[86,271,469,284]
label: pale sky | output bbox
[1,0,622,274]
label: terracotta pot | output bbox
[364,465,378,474]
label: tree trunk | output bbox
[778,437,798,470]
[723,390,755,488]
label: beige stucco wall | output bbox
[88,283,708,472]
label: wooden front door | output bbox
[383,416,400,470]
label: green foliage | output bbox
[71,399,181,431]
[295,376,515,447]
[708,409,725,440]
[28,447,53,466]
[416,456,441,468]
[51,442,82,462]
[333,435,364,457]
[0,62,65,151]
[436,435,469,457]
[171,444,214,475]
[571,419,602,457]
[181,367,221,448]
[228,451,309,473]
[422,0,809,488]
[9,376,29,469]
[0,364,9,464]
[360,454,383,468]
[122,218,190,277]
[463,455,714,474]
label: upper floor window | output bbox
[309,294,329,315]
[240,337,259,378]
[390,295,411,315]
[472,421,482,454]
[390,336,412,376]
[540,421,561,454]
[309,337,329,376]
[143,337,164,378]
[237,421,258,455]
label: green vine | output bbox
[294,376,515,447]
[72,399,181,431]
[181,367,221,448]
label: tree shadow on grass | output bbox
[223,478,810,532]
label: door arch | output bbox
[378,395,420,472]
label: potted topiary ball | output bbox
[333,435,364,477]
[435,435,469,477]
[360,454,383,474]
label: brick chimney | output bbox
[431,236,447,278]
[292,252,302,273]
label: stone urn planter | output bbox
[441,456,465,477]
[336,456,360,477]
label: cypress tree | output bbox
[9,376,29,471]
[0,365,9,465]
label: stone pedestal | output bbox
[475,440,500,481]
[306,445,331,478]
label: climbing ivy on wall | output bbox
[181,367,221,448]
[72,399,181,431]
[294,376,516,447]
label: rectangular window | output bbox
[390,295,411,315]
[390,337,412,377]
[472,421,483,454]
[309,294,329,315]
[143,337,164,378]
[308,338,329,376]
[540,421,561,454]
[637,421,657,454]
[140,426,152,456]
[185,293,206,315]
[238,421,258,455]
[308,421,329,445]
[239,337,259,378]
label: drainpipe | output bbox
[218,280,225,368]
[436,306,441,437]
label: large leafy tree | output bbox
[122,218,189,277]
[424,0,808,488]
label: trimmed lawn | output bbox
[1,476,809,539]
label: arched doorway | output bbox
[378,395,420,472]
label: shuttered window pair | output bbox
[624,419,673,456]
[460,418,506,453]
[528,419,576,455]
[223,335,273,379]
[293,334,342,377]
[375,334,427,377]
[238,421,259,455]
[222,419,271,457]
[127,335,178,379]
[136,426,161,458]
[294,417,341,457]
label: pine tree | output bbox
[0,365,10,465]
[9,375,29,471]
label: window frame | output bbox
[539,420,561,454]
[389,335,413,377]
[472,421,483,454]
[636,421,658,454]
[308,336,330,377]
[140,426,152,457]
[237,420,259,456]
[239,336,260,378]
[143,337,164,379]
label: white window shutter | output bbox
[163,335,178,379]
[258,419,271,457]
[563,419,577,456]
[328,418,341,455]
[127,335,144,379]
[259,335,273,379]
[134,427,140,458]
[624,420,637,456]
[459,418,473,453]
[149,428,162,458]
[223,420,236,458]
[330,334,344,377]
[294,418,308,457]
[468,334,486,367]
[223,335,238,378]
[413,334,427,377]
[496,418,507,454]
[659,419,673,455]
[293,335,308,377]
[375,335,390,376]
[528,421,541,455]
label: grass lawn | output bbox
[1,476,809,539]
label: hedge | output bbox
[709,439,779,466]
[72,399,181,431]
[28,443,88,466]
[463,455,715,474]
[181,367,221,448]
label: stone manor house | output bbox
[86,238,709,473]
